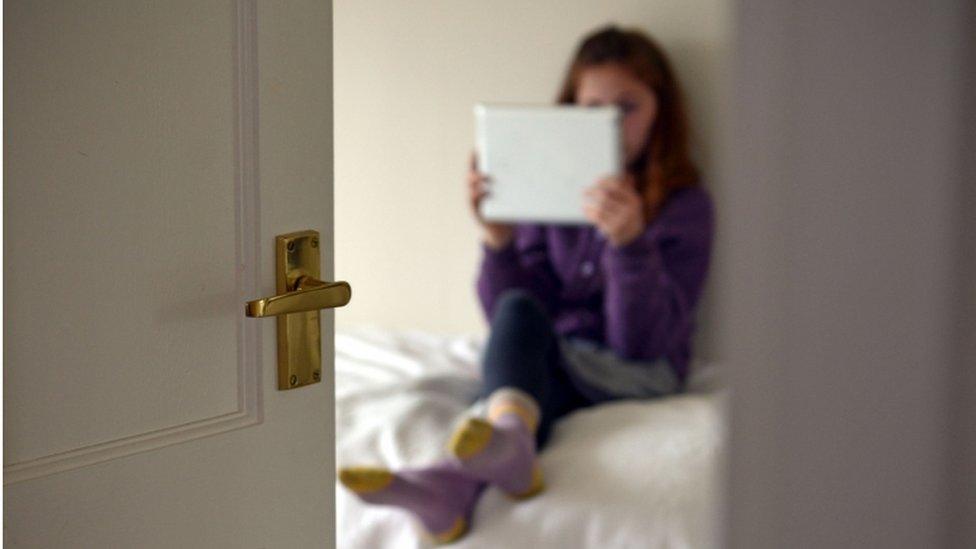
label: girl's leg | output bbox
[480,290,590,449]
[339,290,589,540]
[448,290,590,496]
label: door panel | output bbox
[4,1,335,547]
[5,0,246,473]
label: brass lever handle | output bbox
[244,276,351,317]
[243,229,348,390]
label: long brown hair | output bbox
[557,26,699,219]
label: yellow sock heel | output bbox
[337,466,394,494]
[507,462,545,500]
[447,417,494,460]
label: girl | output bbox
[339,25,713,544]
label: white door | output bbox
[4,1,338,547]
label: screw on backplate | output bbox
[311,238,319,248]
[312,370,321,381]
[287,241,296,252]
[290,374,298,386]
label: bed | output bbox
[335,327,726,548]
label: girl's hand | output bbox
[467,151,514,250]
[583,175,646,248]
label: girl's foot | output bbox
[338,462,484,544]
[447,416,544,498]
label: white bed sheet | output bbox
[335,327,726,549]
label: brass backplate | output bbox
[275,230,322,390]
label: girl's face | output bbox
[575,63,658,167]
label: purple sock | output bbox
[449,413,541,497]
[339,459,485,542]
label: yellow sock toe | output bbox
[447,417,494,460]
[338,466,394,494]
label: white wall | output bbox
[334,1,731,355]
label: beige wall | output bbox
[335,1,730,355]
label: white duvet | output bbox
[335,327,726,549]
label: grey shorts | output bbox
[558,337,680,402]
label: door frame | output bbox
[724,0,974,546]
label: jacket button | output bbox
[580,261,595,277]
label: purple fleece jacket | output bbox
[476,185,714,382]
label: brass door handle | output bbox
[244,276,351,317]
[243,230,350,390]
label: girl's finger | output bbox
[591,198,617,221]
[470,182,491,199]
[469,174,491,191]
[593,190,630,213]
[585,186,622,203]
[598,204,623,224]
[596,175,627,192]
[599,181,631,201]
[583,203,604,225]
[600,177,642,205]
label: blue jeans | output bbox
[479,290,593,450]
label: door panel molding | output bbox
[4,0,263,485]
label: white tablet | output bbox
[474,103,622,224]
